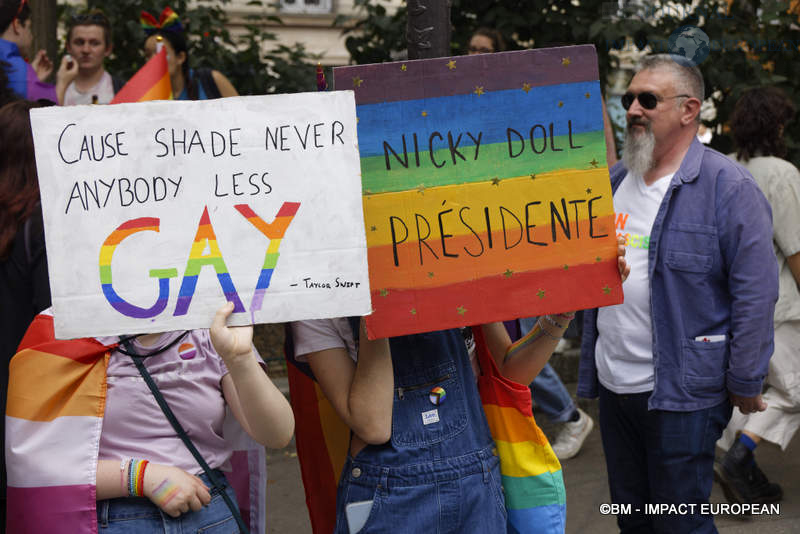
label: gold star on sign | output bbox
[585,92,591,98]
[379,288,389,297]
[456,305,467,315]
[602,285,611,295]
[491,177,501,186]
[352,76,363,88]
[447,60,457,70]
[401,64,407,71]
[428,272,435,278]
[370,225,377,232]
[530,173,537,180]
[586,188,592,194]
[558,101,564,108]
[410,308,416,315]
[522,82,532,93]
[417,185,426,194]
[474,86,485,96]
[561,57,571,66]
[596,256,603,262]
[563,264,569,270]
[421,110,428,117]
[503,269,514,278]
[537,289,546,299]
[590,158,599,168]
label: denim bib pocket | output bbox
[391,361,467,447]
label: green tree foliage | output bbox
[60,0,318,95]
[337,0,800,165]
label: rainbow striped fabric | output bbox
[475,327,566,533]
[110,47,172,104]
[6,311,266,533]
[334,46,621,339]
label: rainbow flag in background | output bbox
[334,46,622,339]
[110,47,171,103]
[5,311,266,533]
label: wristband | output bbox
[119,459,129,495]
[556,311,576,320]
[537,318,562,341]
[543,315,567,330]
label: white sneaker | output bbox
[551,408,594,460]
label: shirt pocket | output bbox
[681,338,728,396]
[663,223,716,273]
[391,361,467,447]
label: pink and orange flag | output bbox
[6,311,267,533]
[110,47,172,104]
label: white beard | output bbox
[622,124,655,177]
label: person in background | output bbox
[715,86,800,505]
[140,6,237,100]
[579,54,778,533]
[59,10,123,105]
[0,98,54,531]
[0,0,71,103]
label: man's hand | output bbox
[730,393,767,415]
[617,236,631,282]
[31,50,53,82]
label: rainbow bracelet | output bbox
[127,459,149,497]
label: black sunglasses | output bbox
[621,91,691,110]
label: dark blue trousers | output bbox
[598,384,731,533]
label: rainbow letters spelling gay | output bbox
[99,202,300,319]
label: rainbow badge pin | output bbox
[429,386,446,405]
[178,342,197,360]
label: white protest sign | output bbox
[30,92,370,339]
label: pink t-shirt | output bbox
[97,330,232,474]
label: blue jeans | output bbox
[598,385,732,533]
[97,471,240,533]
[519,318,576,423]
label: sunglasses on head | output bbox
[621,91,691,110]
[70,11,109,25]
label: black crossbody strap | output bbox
[122,339,250,534]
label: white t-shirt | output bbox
[595,172,672,393]
[63,70,115,106]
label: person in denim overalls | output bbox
[292,306,627,533]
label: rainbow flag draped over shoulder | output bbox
[110,47,171,104]
[6,311,266,534]
[474,327,566,533]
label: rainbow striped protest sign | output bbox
[30,92,369,339]
[334,45,622,339]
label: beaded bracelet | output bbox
[543,315,567,330]
[127,459,149,497]
[555,311,576,320]
[537,317,562,341]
